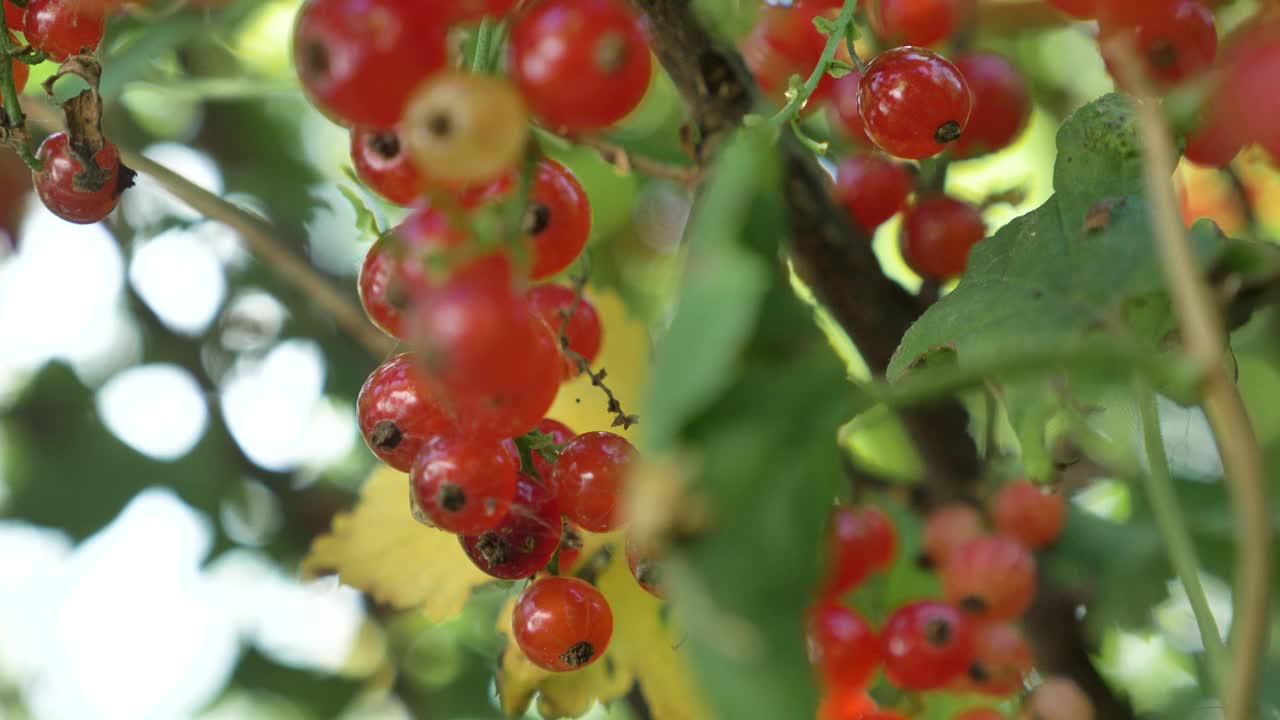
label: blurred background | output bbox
[0,0,1278,718]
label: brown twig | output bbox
[23,99,395,360]
[1107,40,1271,720]
[557,268,639,429]
[569,134,702,186]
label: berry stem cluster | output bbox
[766,0,858,131]
[0,28,39,170]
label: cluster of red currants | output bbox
[291,0,659,674]
[3,0,130,225]
[807,481,1094,719]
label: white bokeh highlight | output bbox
[130,228,228,336]
[96,364,209,461]
[121,144,225,227]
[220,339,327,471]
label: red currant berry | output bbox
[449,0,518,23]
[822,505,898,597]
[358,204,467,339]
[922,503,986,567]
[1097,0,1177,30]
[1216,21,1280,159]
[511,417,576,482]
[742,3,839,110]
[512,575,613,672]
[880,600,975,690]
[816,688,878,720]
[899,194,986,280]
[625,533,664,597]
[401,70,530,185]
[1099,0,1216,92]
[1045,0,1095,19]
[1183,112,1243,168]
[832,154,913,231]
[1021,677,1095,720]
[827,70,873,148]
[22,0,105,62]
[508,0,652,132]
[350,126,424,205]
[33,132,131,225]
[859,46,972,160]
[991,480,1067,550]
[966,622,1033,696]
[465,158,592,280]
[951,51,1031,158]
[293,0,448,127]
[806,602,880,691]
[860,713,910,720]
[527,284,603,377]
[550,431,636,533]
[556,519,585,572]
[460,472,562,578]
[941,535,1037,621]
[3,2,24,29]
[410,431,519,535]
[869,0,962,48]
[356,354,454,472]
[953,709,1006,720]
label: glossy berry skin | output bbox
[1045,0,1095,19]
[953,709,1006,720]
[358,204,466,339]
[941,535,1037,621]
[401,70,529,185]
[350,126,424,205]
[742,2,838,110]
[869,0,962,48]
[410,431,519,535]
[292,0,448,127]
[449,0,519,22]
[466,158,592,280]
[625,534,664,597]
[951,52,1031,158]
[816,689,878,720]
[512,576,613,672]
[1099,0,1216,92]
[1216,21,1280,159]
[900,195,986,280]
[1021,677,1095,720]
[991,480,1067,550]
[966,622,1033,696]
[356,354,454,472]
[806,603,880,691]
[550,431,637,532]
[880,600,975,690]
[33,133,127,225]
[1183,115,1242,168]
[921,503,986,567]
[822,505,897,597]
[827,71,873,148]
[22,0,106,62]
[3,2,23,29]
[858,46,973,160]
[460,472,563,578]
[527,284,603,377]
[508,0,652,132]
[832,155,913,231]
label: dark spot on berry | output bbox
[523,202,551,236]
[594,32,626,73]
[915,551,935,570]
[935,120,963,144]
[1148,39,1178,69]
[301,40,330,78]
[370,420,403,450]
[923,617,953,647]
[427,111,453,138]
[476,531,510,567]
[968,662,990,683]
[562,524,583,551]
[385,276,409,310]
[560,641,595,668]
[635,560,663,590]
[484,497,497,514]
[959,595,988,614]
[367,131,401,159]
[438,483,466,512]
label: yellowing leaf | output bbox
[301,467,492,622]
[495,532,711,720]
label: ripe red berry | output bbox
[951,52,1031,158]
[1045,0,1095,18]
[527,284,603,377]
[512,417,576,482]
[861,713,910,720]
[292,0,448,127]
[508,0,652,132]
[625,533,664,597]
[465,158,592,280]
[33,132,130,225]
[350,126,424,206]
[827,70,873,148]
[356,354,454,472]
[880,600,975,690]
[1183,112,1243,168]
[512,575,614,672]
[822,505,898,597]
[966,622,1033,696]
[1021,677,1095,720]
[550,431,636,532]
[22,0,105,62]
[869,0,962,48]
[832,154,913,231]
[942,535,1037,621]
[858,46,972,160]
[3,2,24,29]
[991,480,1067,550]
[806,602,880,691]
[358,204,466,339]
[460,472,563,578]
[922,503,986,567]
[741,2,839,110]
[816,688,878,720]
[899,194,986,280]
[1215,20,1280,159]
[953,709,1006,720]
[1099,0,1216,92]
[410,431,519,535]
[449,0,519,22]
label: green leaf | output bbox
[812,15,838,35]
[338,170,386,239]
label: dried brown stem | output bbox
[569,134,702,186]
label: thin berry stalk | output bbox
[767,0,858,130]
[0,31,41,171]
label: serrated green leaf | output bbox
[337,171,386,239]
[827,59,855,78]
[812,15,838,35]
